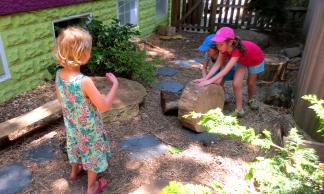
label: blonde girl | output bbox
[54,27,118,194]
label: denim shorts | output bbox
[237,60,265,74]
[213,64,238,81]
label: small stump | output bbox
[93,77,147,122]
[160,90,181,115]
[178,82,224,132]
[259,54,289,82]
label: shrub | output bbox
[83,19,157,86]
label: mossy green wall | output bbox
[0,0,170,102]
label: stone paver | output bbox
[120,134,168,160]
[0,163,32,194]
[157,67,177,77]
[155,81,184,93]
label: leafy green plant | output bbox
[302,94,324,136]
[187,108,324,194]
[168,146,182,154]
[82,19,157,86]
[162,181,225,194]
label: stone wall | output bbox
[0,0,170,102]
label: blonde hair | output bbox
[53,27,92,67]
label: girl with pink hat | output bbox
[194,27,265,117]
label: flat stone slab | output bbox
[155,81,184,93]
[156,67,177,77]
[0,163,32,194]
[120,134,168,160]
[26,144,55,163]
[93,77,147,122]
[172,60,197,68]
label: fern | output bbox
[302,94,324,136]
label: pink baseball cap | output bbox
[212,27,235,43]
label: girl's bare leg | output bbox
[232,67,246,111]
[247,73,257,100]
[87,170,97,194]
[70,163,80,179]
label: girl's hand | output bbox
[105,73,119,86]
[197,80,210,87]
[193,78,205,83]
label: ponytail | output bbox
[233,36,246,56]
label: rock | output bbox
[120,134,168,160]
[51,178,69,193]
[156,67,177,77]
[26,144,55,163]
[157,25,176,36]
[93,77,147,122]
[280,45,303,58]
[234,29,270,49]
[155,81,184,93]
[0,163,32,194]
[264,82,292,107]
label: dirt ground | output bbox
[0,31,300,194]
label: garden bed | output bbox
[0,31,306,194]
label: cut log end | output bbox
[178,82,225,132]
[160,90,181,115]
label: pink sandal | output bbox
[89,178,108,194]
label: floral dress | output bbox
[56,70,111,173]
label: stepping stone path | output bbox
[172,59,197,68]
[156,67,177,77]
[26,144,55,163]
[155,81,184,93]
[0,163,32,194]
[120,134,168,160]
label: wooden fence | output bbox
[171,0,307,33]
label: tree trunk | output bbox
[258,54,289,82]
[178,82,224,132]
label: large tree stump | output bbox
[93,77,147,122]
[178,82,224,132]
[258,54,289,82]
[160,90,181,115]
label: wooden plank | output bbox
[235,0,242,27]
[217,0,224,27]
[171,0,181,26]
[223,0,230,24]
[229,0,236,25]
[176,0,202,26]
[0,100,62,139]
[192,0,204,25]
[209,0,217,32]
[203,0,209,28]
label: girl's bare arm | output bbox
[82,74,119,112]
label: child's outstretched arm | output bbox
[82,73,119,112]
[198,57,238,86]
[194,53,223,84]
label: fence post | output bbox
[171,0,181,27]
[209,0,217,33]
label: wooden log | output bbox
[160,90,181,115]
[178,82,224,132]
[0,100,62,141]
[258,54,289,82]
